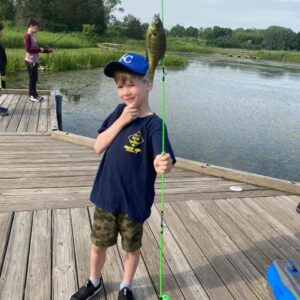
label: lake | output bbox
[10,55,300,183]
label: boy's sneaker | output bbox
[118,287,134,300]
[70,278,102,300]
[28,95,40,102]
[36,95,44,100]
[0,110,8,116]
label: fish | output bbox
[146,14,166,82]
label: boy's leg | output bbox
[122,249,140,285]
[90,243,107,280]
[118,213,143,299]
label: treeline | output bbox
[170,25,300,51]
[0,0,123,33]
[1,0,300,51]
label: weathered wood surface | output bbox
[0,135,299,299]
[0,91,299,299]
[0,93,51,133]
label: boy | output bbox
[0,22,8,116]
[70,53,176,300]
[24,18,53,102]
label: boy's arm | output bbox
[94,104,138,155]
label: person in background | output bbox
[24,17,53,102]
[0,22,8,116]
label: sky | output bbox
[114,0,300,32]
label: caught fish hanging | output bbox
[146,14,166,82]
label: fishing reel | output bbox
[160,295,171,300]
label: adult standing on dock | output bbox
[24,18,53,102]
[0,22,8,116]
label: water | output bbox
[10,55,300,182]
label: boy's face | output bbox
[116,76,153,108]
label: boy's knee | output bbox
[91,243,107,254]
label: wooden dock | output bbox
[0,89,299,300]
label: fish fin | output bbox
[146,50,149,62]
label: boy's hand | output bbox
[118,104,139,126]
[154,153,173,174]
[1,75,7,82]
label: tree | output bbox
[170,24,185,37]
[185,26,199,38]
[263,26,297,50]
[121,14,143,39]
[103,0,124,25]
[0,0,16,21]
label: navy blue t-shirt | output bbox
[90,104,176,223]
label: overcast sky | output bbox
[114,0,300,32]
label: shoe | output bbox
[70,278,102,300]
[118,287,134,300]
[297,202,300,213]
[36,95,44,100]
[0,110,8,116]
[0,107,8,112]
[28,95,40,102]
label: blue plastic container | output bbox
[266,259,300,300]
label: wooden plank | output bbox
[37,96,49,133]
[88,207,123,300]
[4,89,51,95]
[52,209,77,300]
[171,201,257,300]
[27,100,41,132]
[0,212,13,273]
[200,200,270,275]
[6,95,27,132]
[252,196,300,234]
[50,95,58,131]
[25,210,51,300]
[176,157,300,195]
[157,203,233,299]
[142,221,185,299]
[148,205,210,299]
[17,96,33,133]
[243,197,300,254]
[187,200,269,299]
[0,176,94,190]
[0,211,32,300]
[217,198,286,262]
[70,208,92,285]
[0,95,21,132]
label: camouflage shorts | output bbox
[91,207,143,252]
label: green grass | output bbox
[1,26,95,49]
[6,48,187,73]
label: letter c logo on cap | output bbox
[121,54,133,64]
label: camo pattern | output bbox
[91,207,143,252]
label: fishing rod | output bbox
[46,33,68,48]
[159,0,170,299]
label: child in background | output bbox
[0,22,8,116]
[24,17,53,102]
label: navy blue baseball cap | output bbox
[104,53,149,77]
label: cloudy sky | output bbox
[114,0,300,32]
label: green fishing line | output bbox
[159,0,167,298]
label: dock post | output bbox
[55,94,63,130]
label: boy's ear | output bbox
[147,81,153,91]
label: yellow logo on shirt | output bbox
[124,131,144,154]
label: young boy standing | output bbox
[70,53,176,300]
[24,18,52,102]
[0,22,8,116]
